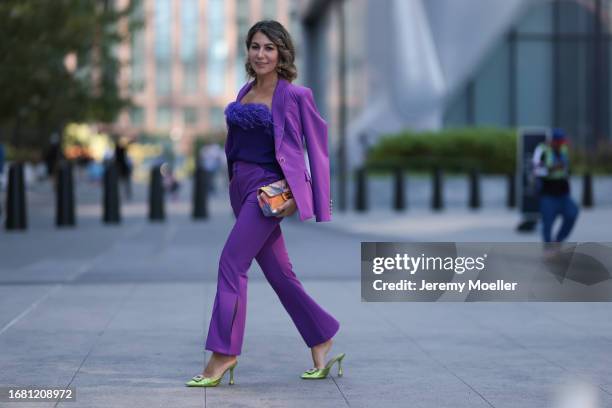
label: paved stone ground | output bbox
[0,178,611,408]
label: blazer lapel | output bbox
[271,78,288,152]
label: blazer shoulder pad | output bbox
[286,83,313,103]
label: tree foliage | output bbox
[0,0,142,148]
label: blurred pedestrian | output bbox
[0,142,5,191]
[103,147,114,165]
[161,163,180,201]
[0,142,4,217]
[44,132,62,179]
[87,160,105,183]
[199,142,223,193]
[532,128,579,243]
[114,138,133,200]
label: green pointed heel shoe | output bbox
[301,353,345,380]
[185,361,238,387]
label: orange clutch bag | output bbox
[257,179,293,217]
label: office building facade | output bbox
[113,0,297,152]
[301,0,612,169]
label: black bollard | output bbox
[192,166,209,219]
[5,163,27,230]
[56,161,76,227]
[582,172,593,208]
[103,161,121,224]
[355,167,368,212]
[506,172,516,208]
[149,164,165,221]
[468,169,481,209]
[431,167,443,211]
[393,167,406,211]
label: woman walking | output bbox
[186,20,344,387]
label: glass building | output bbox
[300,0,612,171]
[446,0,612,151]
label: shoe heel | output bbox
[229,366,235,385]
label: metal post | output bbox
[355,167,367,212]
[192,166,209,219]
[507,172,516,208]
[337,0,348,212]
[5,162,27,230]
[149,165,165,221]
[393,167,405,211]
[582,172,593,208]
[103,161,121,224]
[468,169,481,209]
[56,161,76,226]
[431,167,443,211]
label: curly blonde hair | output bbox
[244,20,297,83]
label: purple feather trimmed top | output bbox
[224,101,283,176]
[224,101,273,134]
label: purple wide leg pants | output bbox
[205,161,340,355]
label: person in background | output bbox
[44,133,62,179]
[114,138,133,200]
[161,162,181,201]
[532,128,579,243]
[0,142,4,217]
[199,142,223,194]
[0,142,5,190]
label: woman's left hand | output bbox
[275,198,297,218]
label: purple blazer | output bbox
[225,78,331,222]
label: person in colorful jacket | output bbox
[532,128,579,243]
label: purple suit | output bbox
[226,78,332,222]
[205,78,340,356]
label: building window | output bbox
[181,0,198,62]
[474,42,510,126]
[262,0,277,19]
[155,0,172,60]
[444,87,470,127]
[156,65,172,95]
[157,106,172,127]
[236,0,249,20]
[208,106,225,129]
[183,64,199,93]
[207,0,226,96]
[130,0,145,93]
[444,0,611,148]
[556,40,592,147]
[236,0,250,90]
[516,40,553,126]
[557,0,594,34]
[184,107,198,125]
[516,1,552,34]
[130,107,145,126]
[155,0,172,96]
[182,0,199,94]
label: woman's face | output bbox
[248,31,279,77]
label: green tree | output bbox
[0,0,142,152]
